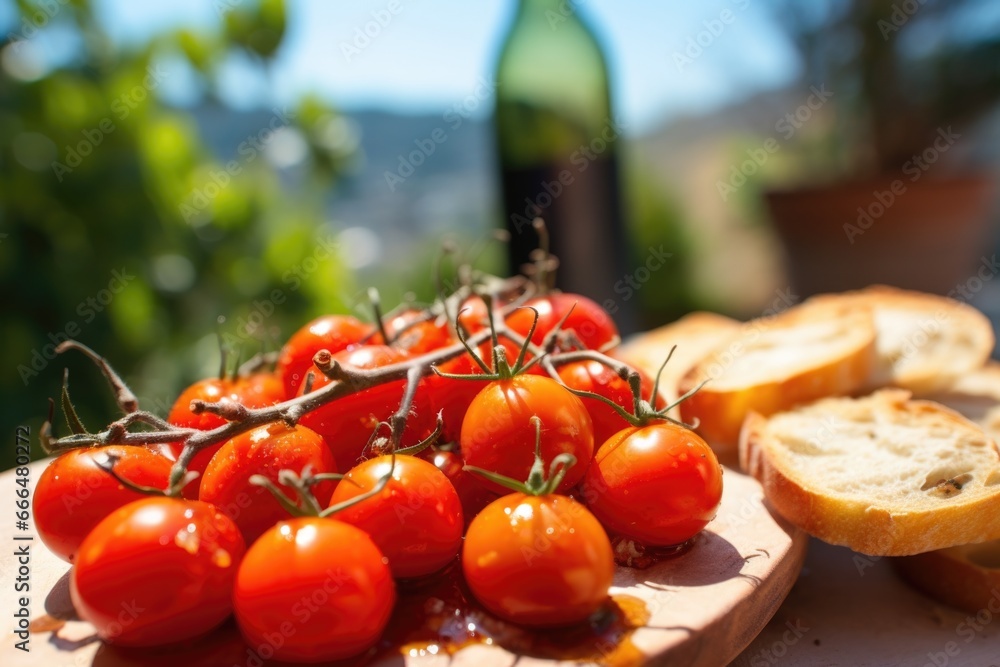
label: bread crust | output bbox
[679,301,877,452]
[616,312,740,418]
[895,543,1000,613]
[923,362,1000,436]
[807,285,995,393]
[740,390,1000,557]
[900,365,1000,608]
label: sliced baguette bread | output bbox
[807,286,994,394]
[900,364,1000,611]
[923,362,1000,435]
[894,542,1000,614]
[677,300,877,452]
[740,389,1000,556]
[616,312,740,418]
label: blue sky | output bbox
[8,0,802,133]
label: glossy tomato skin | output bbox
[460,374,593,494]
[166,373,285,498]
[506,293,618,351]
[71,497,245,647]
[199,423,337,545]
[277,314,373,399]
[34,446,174,563]
[463,493,613,627]
[581,423,723,547]
[234,517,396,662]
[384,309,453,354]
[556,360,666,445]
[330,455,463,578]
[299,345,434,470]
[426,349,491,443]
[424,448,498,526]
[456,295,490,334]
[168,374,285,432]
[228,372,285,411]
[426,336,542,445]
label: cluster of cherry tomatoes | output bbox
[34,287,724,663]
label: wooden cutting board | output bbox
[2,459,807,667]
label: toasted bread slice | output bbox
[678,300,877,452]
[807,286,994,394]
[901,365,1000,611]
[923,362,1000,436]
[895,542,1000,614]
[740,389,1000,556]
[616,312,740,418]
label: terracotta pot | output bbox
[765,174,996,297]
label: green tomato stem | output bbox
[368,287,393,346]
[54,340,139,414]
[463,416,577,496]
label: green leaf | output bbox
[224,0,286,60]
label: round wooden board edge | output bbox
[3,461,807,667]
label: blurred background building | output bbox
[2,0,1000,460]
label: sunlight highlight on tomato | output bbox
[34,445,173,563]
[71,497,245,647]
[463,493,613,627]
[330,454,463,578]
[199,423,337,544]
[234,517,395,662]
[460,374,593,494]
[581,423,723,547]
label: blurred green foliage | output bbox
[621,157,699,327]
[771,0,1000,176]
[0,0,698,469]
[0,0,356,463]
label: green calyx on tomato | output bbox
[464,415,576,497]
[433,294,541,382]
[556,346,707,430]
[247,454,410,521]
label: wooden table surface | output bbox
[2,459,807,667]
[5,452,998,667]
[730,539,1000,667]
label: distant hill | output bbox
[189,103,499,247]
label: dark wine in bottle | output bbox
[493,0,636,333]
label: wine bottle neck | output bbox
[516,0,578,19]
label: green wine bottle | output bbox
[493,0,635,333]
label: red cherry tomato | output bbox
[233,517,396,662]
[166,373,285,498]
[168,374,285,432]
[459,374,593,495]
[424,448,498,526]
[556,360,666,445]
[199,423,337,544]
[71,497,245,647]
[384,309,453,354]
[425,349,491,443]
[330,454,463,578]
[463,493,613,627]
[581,423,723,547]
[277,314,373,399]
[456,296,490,334]
[299,345,434,470]
[426,336,542,444]
[506,293,618,351]
[227,372,285,409]
[34,446,174,563]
